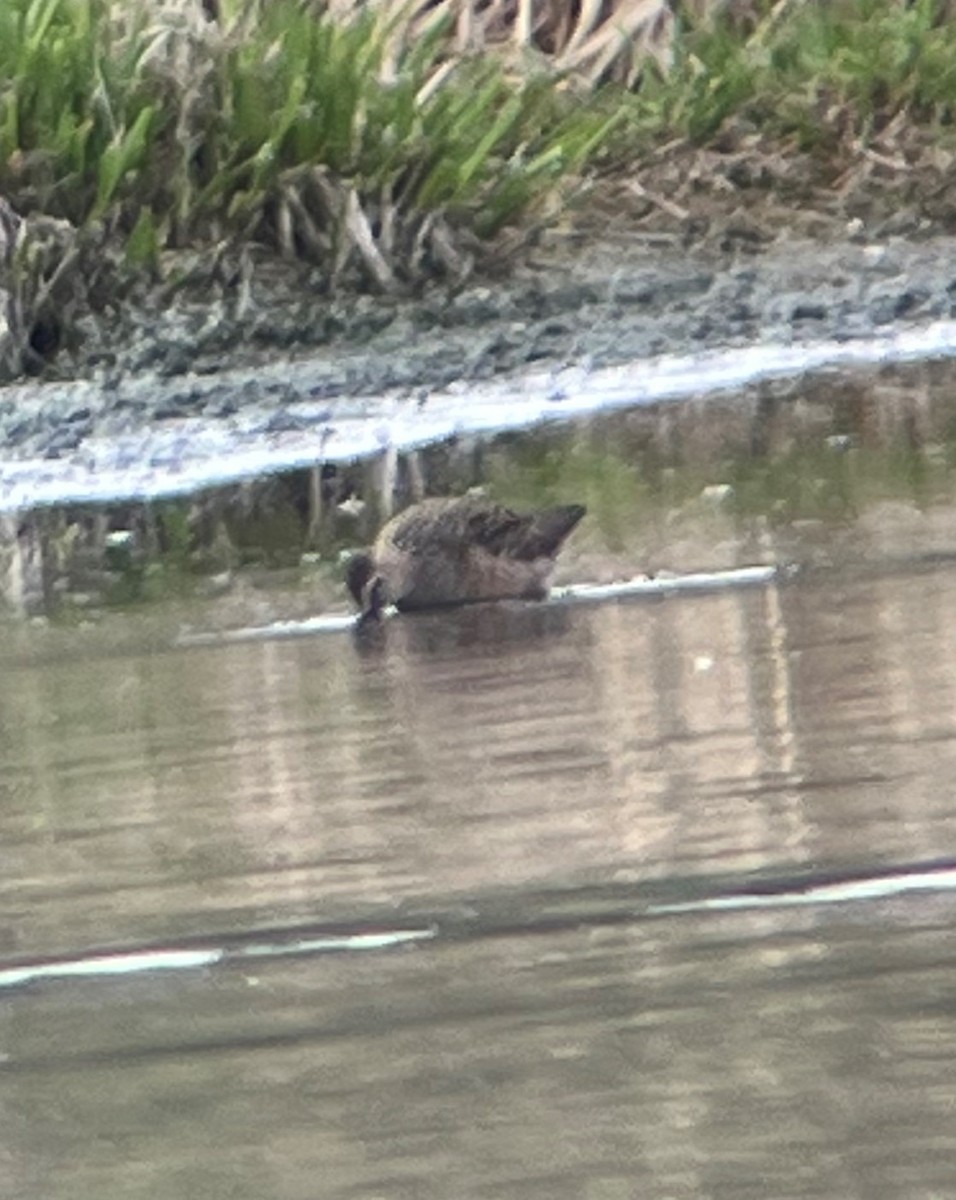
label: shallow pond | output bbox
[3,535,956,1198]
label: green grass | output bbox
[3,0,956,283]
[4,0,956,389]
[0,0,622,279]
[627,0,956,152]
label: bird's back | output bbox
[374,495,585,610]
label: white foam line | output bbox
[0,948,223,989]
[177,613,359,646]
[0,926,437,990]
[651,867,956,917]
[5,322,956,512]
[234,928,436,958]
[175,566,778,647]
[551,565,777,603]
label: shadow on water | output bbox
[5,364,956,1196]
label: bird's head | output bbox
[345,551,388,623]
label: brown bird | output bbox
[346,494,586,622]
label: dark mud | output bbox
[3,232,956,463]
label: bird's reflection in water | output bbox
[351,598,580,661]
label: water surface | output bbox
[4,552,956,1198]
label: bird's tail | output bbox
[523,503,586,558]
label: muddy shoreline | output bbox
[2,230,956,466]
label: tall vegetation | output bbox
[0,0,627,283]
[2,0,956,381]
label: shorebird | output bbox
[346,494,586,622]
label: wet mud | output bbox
[2,232,956,462]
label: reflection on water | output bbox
[4,551,956,1198]
[9,354,956,616]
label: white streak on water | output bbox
[0,948,223,989]
[233,929,436,958]
[4,322,956,512]
[0,928,436,991]
[175,565,780,646]
[178,612,361,645]
[651,868,956,916]
[2,867,952,992]
[549,564,778,603]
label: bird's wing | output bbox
[386,498,524,556]
[462,504,532,557]
[385,497,583,561]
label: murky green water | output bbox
[4,539,956,1198]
